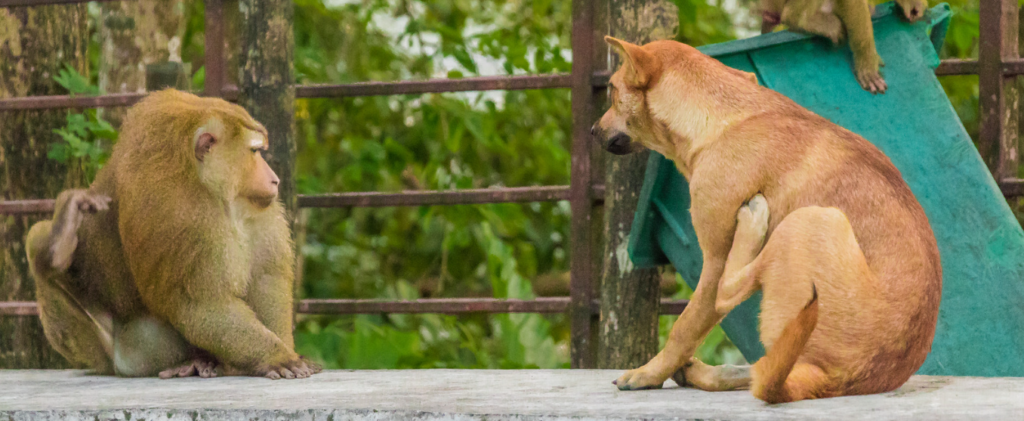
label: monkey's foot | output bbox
[260,356,321,380]
[50,190,112,271]
[158,356,219,379]
[854,57,887,94]
[302,356,324,374]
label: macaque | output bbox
[26,89,320,379]
[760,0,928,93]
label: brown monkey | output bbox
[26,89,320,379]
[760,0,928,93]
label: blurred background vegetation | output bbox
[45,0,1002,370]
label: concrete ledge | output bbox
[1,370,1022,420]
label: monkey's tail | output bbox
[751,284,819,404]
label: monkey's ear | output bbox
[195,132,217,162]
[605,36,661,89]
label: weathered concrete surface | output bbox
[0,370,1022,420]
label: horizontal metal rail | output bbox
[936,58,1024,76]
[1,186,607,215]
[0,302,38,316]
[0,0,122,6]
[0,93,146,111]
[3,58,1010,111]
[7,177,1024,214]
[294,74,573,98]
[0,199,55,215]
[1,298,690,316]
[299,186,578,208]
[935,59,979,76]
[1002,59,1024,76]
[300,297,573,314]
[0,74,586,110]
[999,178,1024,197]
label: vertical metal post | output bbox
[978,0,1019,179]
[570,0,597,369]
[204,0,225,97]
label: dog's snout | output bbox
[606,133,633,155]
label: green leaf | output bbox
[452,47,478,73]
[47,142,70,163]
[54,64,99,96]
[192,65,206,91]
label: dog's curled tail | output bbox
[751,284,819,404]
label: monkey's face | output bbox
[592,37,664,156]
[194,118,280,209]
[239,132,281,209]
[895,0,926,22]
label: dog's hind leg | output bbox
[747,206,872,403]
[674,357,752,391]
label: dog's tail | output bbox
[752,284,819,403]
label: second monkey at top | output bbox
[760,0,928,93]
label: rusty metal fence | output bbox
[0,0,1021,369]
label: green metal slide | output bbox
[627,2,1024,376]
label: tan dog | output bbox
[592,37,941,403]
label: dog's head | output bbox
[592,37,760,157]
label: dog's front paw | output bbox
[613,366,669,391]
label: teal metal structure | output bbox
[628,3,1024,376]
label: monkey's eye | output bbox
[251,148,260,153]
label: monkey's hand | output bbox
[49,190,112,271]
[257,353,321,380]
[854,53,887,94]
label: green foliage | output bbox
[290,0,573,369]
[670,0,742,45]
[53,64,100,96]
[49,65,117,180]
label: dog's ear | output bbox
[724,67,759,86]
[605,36,661,89]
[743,71,758,85]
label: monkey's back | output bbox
[69,159,147,319]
